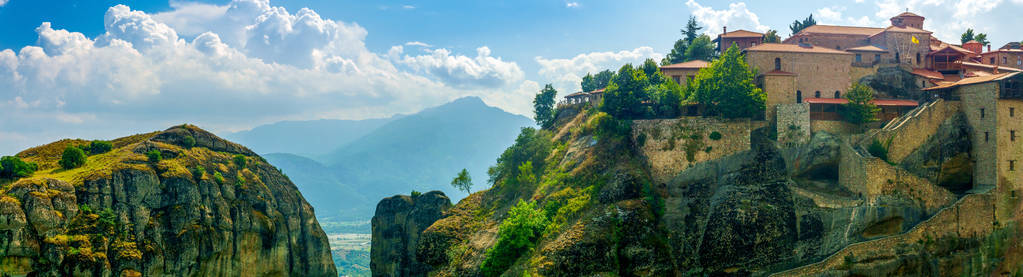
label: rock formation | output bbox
[0,125,336,276]
[370,191,451,277]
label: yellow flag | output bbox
[911,35,919,44]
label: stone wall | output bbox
[997,99,1023,192]
[959,82,1000,188]
[776,103,810,147]
[632,118,766,184]
[838,140,956,213]
[810,120,858,135]
[873,99,961,163]
[773,193,997,276]
[747,51,854,100]
[870,32,931,69]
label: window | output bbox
[916,53,921,65]
[796,91,802,103]
[774,58,781,71]
[751,42,757,47]
[922,80,926,88]
[1012,160,1017,171]
[834,91,840,98]
[1005,57,1009,64]
[815,91,821,98]
[896,52,901,63]
[875,54,881,62]
[991,57,997,64]
[986,131,990,142]
[856,54,862,62]
[1012,107,1016,117]
[836,45,841,50]
[981,108,986,118]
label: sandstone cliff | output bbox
[370,107,1023,276]
[0,125,336,276]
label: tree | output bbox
[488,127,552,185]
[789,14,816,36]
[974,33,989,46]
[648,78,685,117]
[59,145,87,169]
[763,30,781,43]
[233,154,247,169]
[89,140,113,155]
[580,70,613,92]
[480,200,548,277]
[641,58,664,84]
[0,156,38,178]
[182,135,196,149]
[451,168,473,194]
[685,34,715,61]
[533,84,557,129]
[690,45,765,118]
[593,70,613,90]
[581,73,596,92]
[840,83,880,125]
[147,150,162,163]
[961,29,975,44]
[600,64,650,118]
[662,17,705,65]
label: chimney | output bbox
[723,26,727,34]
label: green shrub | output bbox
[592,112,631,140]
[636,133,648,147]
[480,200,549,277]
[411,190,422,197]
[89,140,113,155]
[191,166,205,181]
[868,139,889,162]
[213,171,225,185]
[59,145,87,169]
[233,154,247,169]
[182,136,196,149]
[234,175,246,189]
[79,204,93,214]
[0,156,38,178]
[146,150,162,163]
[709,131,722,141]
[488,127,553,185]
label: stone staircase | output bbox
[771,192,996,276]
[857,99,960,163]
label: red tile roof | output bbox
[565,88,606,98]
[923,72,1021,90]
[745,43,853,55]
[719,30,764,38]
[846,45,887,52]
[661,60,710,69]
[794,25,884,36]
[894,11,924,18]
[911,68,944,80]
[804,98,918,106]
[872,25,932,36]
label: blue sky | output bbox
[1,0,1022,155]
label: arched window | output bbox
[815,91,821,98]
[895,52,900,63]
[774,58,781,70]
[916,53,921,65]
[834,91,841,98]
[796,91,802,103]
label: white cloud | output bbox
[402,5,415,10]
[871,0,1023,45]
[685,0,769,36]
[0,0,8,7]
[814,6,880,27]
[396,46,525,89]
[566,2,580,8]
[535,47,660,96]
[0,1,534,155]
[405,41,433,47]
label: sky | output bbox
[1,0,1022,155]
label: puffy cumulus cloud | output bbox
[0,1,532,155]
[684,0,769,36]
[535,47,660,96]
[872,0,1023,45]
[814,7,881,28]
[395,46,525,89]
[0,0,7,7]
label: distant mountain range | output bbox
[232,97,534,220]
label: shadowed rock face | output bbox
[0,125,336,276]
[371,191,451,277]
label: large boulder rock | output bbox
[371,191,451,277]
[0,125,337,276]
